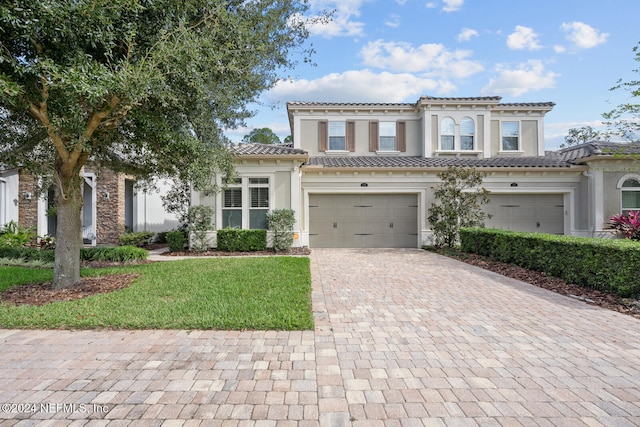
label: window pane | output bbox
[460,117,474,135]
[224,188,242,208]
[461,135,474,150]
[222,209,242,228]
[622,179,640,188]
[250,187,269,208]
[502,137,518,151]
[502,121,519,136]
[379,122,396,136]
[441,135,454,150]
[328,122,345,136]
[441,117,455,135]
[250,210,268,229]
[249,177,268,185]
[329,136,346,150]
[622,191,640,209]
[379,136,396,151]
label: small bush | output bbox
[610,210,640,240]
[81,246,148,262]
[0,246,54,263]
[166,230,186,252]
[267,209,296,252]
[118,231,155,247]
[217,229,267,252]
[188,205,214,252]
[460,227,640,297]
[0,221,37,247]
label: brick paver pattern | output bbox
[0,248,639,426]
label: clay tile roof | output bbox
[231,143,307,156]
[555,141,640,163]
[305,156,572,169]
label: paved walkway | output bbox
[1,248,639,426]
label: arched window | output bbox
[441,117,455,150]
[460,117,474,150]
[621,177,640,214]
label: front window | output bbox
[441,117,455,150]
[379,122,397,151]
[222,185,242,229]
[622,178,640,214]
[460,117,474,150]
[249,178,269,229]
[328,122,346,150]
[502,121,519,151]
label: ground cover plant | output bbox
[0,257,313,330]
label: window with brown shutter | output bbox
[318,121,328,152]
[397,121,406,152]
[369,121,379,152]
[346,121,355,152]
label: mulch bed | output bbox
[162,247,311,257]
[434,249,640,320]
[1,273,140,306]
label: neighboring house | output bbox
[0,166,179,246]
[193,95,640,249]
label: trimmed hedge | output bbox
[166,231,186,252]
[0,246,147,263]
[118,231,155,247]
[460,228,640,297]
[217,229,267,252]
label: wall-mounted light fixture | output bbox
[510,183,518,187]
[102,190,110,199]
[22,190,32,200]
[360,183,368,187]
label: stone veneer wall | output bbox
[17,171,38,229]
[91,168,126,246]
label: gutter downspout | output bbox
[583,170,594,237]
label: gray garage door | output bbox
[483,194,564,234]
[309,194,418,248]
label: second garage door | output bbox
[309,194,418,248]
[482,194,565,234]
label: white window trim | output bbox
[617,174,640,214]
[438,116,476,152]
[218,175,273,230]
[500,120,520,152]
[378,121,397,152]
[328,121,347,151]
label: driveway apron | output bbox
[0,248,638,427]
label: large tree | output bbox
[602,42,640,141]
[242,127,281,145]
[560,126,601,148]
[0,0,319,288]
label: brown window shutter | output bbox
[346,121,355,152]
[369,121,379,152]
[318,121,328,152]
[397,121,406,152]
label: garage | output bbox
[482,194,564,234]
[309,194,418,248]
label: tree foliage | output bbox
[0,0,320,287]
[561,126,601,148]
[242,127,281,145]
[427,167,491,248]
[602,42,640,142]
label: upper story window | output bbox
[501,121,519,151]
[379,122,397,151]
[328,122,346,150]
[440,117,455,150]
[460,117,475,150]
[622,178,640,215]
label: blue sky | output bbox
[226,0,639,150]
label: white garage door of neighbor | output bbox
[309,194,418,248]
[483,194,564,234]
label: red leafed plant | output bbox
[610,210,640,240]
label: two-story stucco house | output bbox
[192,95,640,248]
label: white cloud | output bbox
[481,60,559,97]
[385,14,400,28]
[561,21,609,49]
[395,0,407,4]
[553,45,566,54]
[265,70,456,103]
[507,26,542,50]
[360,39,483,79]
[457,28,478,42]
[302,0,367,38]
[425,2,437,8]
[442,0,464,12]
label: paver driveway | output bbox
[0,248,639,427]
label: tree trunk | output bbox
[52,173,83,289]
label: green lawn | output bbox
[0,257,313,330]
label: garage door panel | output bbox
[483,194,564,234]
[309,194,418,248]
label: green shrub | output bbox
[166,230,186,252]
[267,209,296,252]
[81,246,148,262]
[460,228,640,297]
[188,205,214,252]
[0,246,54,262]
[217,229,267,252]
[118,231,155,247]
[0,221,37,247]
